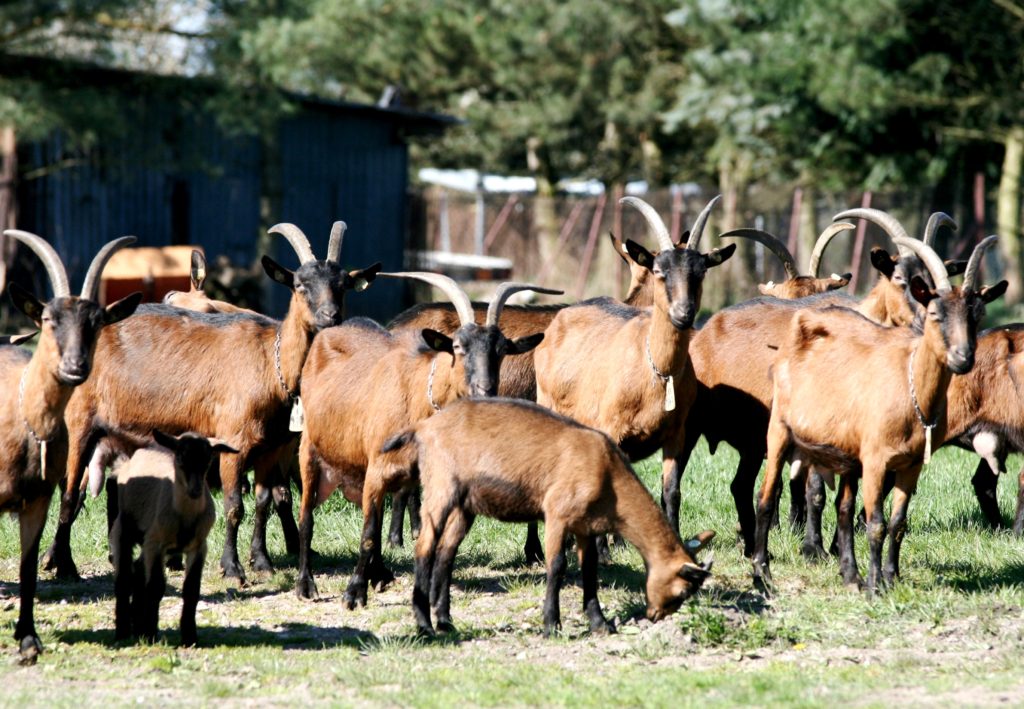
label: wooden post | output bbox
[574,191,608,298]
[786,187,802,256]
[483,194,518,253]
[848,191,872,293]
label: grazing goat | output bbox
[0,230,139,662]
[533,195,733,548]
[47,222,380,584]
[296,274,559,606]
[721,223,853,299]
[162,249,253,315]
[381,398,713,636]
[665,210,966,554]
[110,431,237,646]
[753,236,1005,592]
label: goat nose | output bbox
[669,305,695,329]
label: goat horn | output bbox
[720,228,799,279]
[4,229,70,298]
[686,195,722,251]
[327,221,347,264]
[833,208,912,259]
[891,237,952,294]
[620,196,673,251]
[923,212,957,246]
[485,283,564,328]
[963,235,999,293]
[809,222,855,277]
[80,236,137,302]
[269,223,316,265]
[379,271,475,327]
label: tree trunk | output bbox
[528,137,563,292]
[0,125,17,301]
[997,125,1024,303]
[796,177,818,270]
[717,153,752,306]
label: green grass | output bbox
[2,443,1024,706]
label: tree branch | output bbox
[991,0,1024,23]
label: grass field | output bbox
[1,441,1024,706]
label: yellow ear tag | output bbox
[354,278,369,292]
[196,266,206,283]
[664,376,676,412]
[289,396,305,432]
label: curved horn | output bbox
[963,235,999,293]
[327,221,347,264]
[720,228,799,279]
[686,194,722,251]
[923,212,957,247]
[891,237,952,294]
[379,271,475,327]
[4,229,70,297]
[833,208,912,258]
[620,196,673,251]
[80,236,137,301]
[268,223,315,265]
[485,282,564,328]
[809,222,855,277]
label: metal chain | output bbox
[18,367,53,445]
[426,357,441,411]
[274,328,297,401]
[644,334,670,384]
[907,343,937,433]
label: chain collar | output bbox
[426,357,441,411]
[645,334,671,384]
[908,343,937,432]
[18,368,54,445]
[274,328,297,401]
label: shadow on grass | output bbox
[931,561,1024,592]
[55,622,377,650]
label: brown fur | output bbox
[387,398,711,635]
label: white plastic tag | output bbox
[664,376,676,412]
[39,441,47,479]
[289,396,305,432]
[923,427,932,464]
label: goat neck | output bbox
[272,301,315,399]
[646,289,693,380]
[17,338,75,447]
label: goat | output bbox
[753,236,1005,592]
[664,210,966,555]
[110,431,237,646]
[162,249,253,315]
[533,195,733,550]
[296,274,559,606]
[380,397,713,636]
[45,221,380,585]
[721,223,853,299]
[0,230,139,663]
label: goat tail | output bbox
[381,429,415,455]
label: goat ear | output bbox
[683,529,716,555]
[826,273,852,291]
[208,438,240,455]
[8,283,45,324]
[757,283,773,295]
[704,243,736,267]
[980,280,1009,304]
[944,259,968,277]
[608,233,630,265]
[261,255,295,290]
[190,250,207,290]
[677,230,690,247]
[152,429,179,450]
[348,262,382,292]
[624,240,656,270]
[678,562,711,585]
[508,332,544,355]
[869,247,896,279]
[909,276,936,306]
[421,328,454,354]
[103,292,142,325]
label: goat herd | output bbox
[0,196,1015,665]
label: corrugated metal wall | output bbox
[16,103,411,322]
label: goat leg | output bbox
[801,470,827,560]
[110,516,134,641]
[180,544,205,647]
[752,417,787,593]
[523,522,544,565]
[430,508,473,633]
[139,546,166,643]
[249,480,275,573]
[217,455,247,583]
[788,459,807,531]
[1015,464,1024,537]
[862,465,886,594]
[388,491,409,548]
[541,522,568,637]
[412,527,436,636]
[578,535,613,634]
[883,473,917,586]
[732,454,764,558]
[835,474,862,589]
[294,444,319,600]
[971,457,1004,529]
[273,481,300,556]
[41,431,93,580]
[344,494,383,609]
[15,495,50,665]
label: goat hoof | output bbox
[388,532,404,548]
[18,635,42,665]
[295,576,319,600]
[250,554,274,574]
[42,549,81,581]
[343,585,368,610]
[589,618,615,635]
[370,568,395,592]
[542,623,562,639]
[219,558,247,585]
[436,620,456,634]
[801,544,827,561]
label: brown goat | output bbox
[45,222,380,585]
[664,210,967,555]
[162,249,255,315]
[0,230,139,663]
[533,195,733,539]
[110,431,237,646]
[296,274,558,606]
[381,398,713,636]
[753,236,1005,592]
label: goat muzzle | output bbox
[947,347,974,374]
